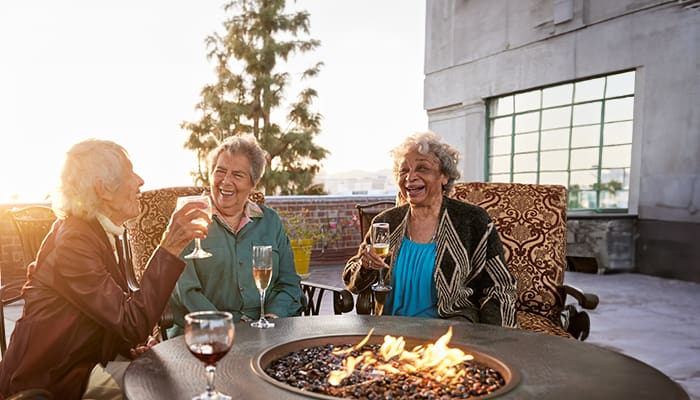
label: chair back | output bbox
[8,206,57,269]
[450,182,568,323]
[355,201,396,240]
[124,187,265,280]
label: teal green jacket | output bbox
[168,205,303,336]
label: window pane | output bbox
[601,168,630,189]
[606,71,635,98]
[514,91,541,112]
[571,190,598,209]
[492,116,512,135]
[539,171,569,186]
[514,111,540,133]
[571,125,600,148]
[514,132,539,153]
[513,152,537,173]
[574,77,605,102]
[513,173,537,184]
[492,95,514,116]
[600,190,627,209]
[601,144,632,168]
[570,148,599,169]
[570,169,598,189]
[490,135,512,156]
[541,128,570,150]
[541,106,571,130]
[572,102,601,125]
[540,149,569,170]
[489,173,511,183]
[542,84,573,108]
[490,155,510,174]
[604,97,634,122]
[603,121,633,145]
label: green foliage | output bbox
[181,0,329,194]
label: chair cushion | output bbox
[451,182,567,324]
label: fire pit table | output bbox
[123,315,689,400]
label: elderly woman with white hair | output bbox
[0,139,210,399]
[343,131,517,327]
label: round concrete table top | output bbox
[123,315,689,400]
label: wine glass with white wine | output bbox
[185,311,234,400]
[370,222,392,292]
[251,245,275,329]
[176,194,213,259]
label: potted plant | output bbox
[278,209,324,277]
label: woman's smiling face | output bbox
[209,151,254,217]
[396,148,448,206]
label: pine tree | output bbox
[182,0,328,195]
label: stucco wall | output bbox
[424,0,700,281]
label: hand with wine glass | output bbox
[185,311,234,400]
[370,222,392,292]
[251,245,275,329]
[176,194,213,259]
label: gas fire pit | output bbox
[253,329,519,399]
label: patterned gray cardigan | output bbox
[343,197,518,327]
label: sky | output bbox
[0,0,427,203]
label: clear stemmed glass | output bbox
[177,194,213,259]
[370,222,392,292]
[251,245,275,329]
[184,311,234,400]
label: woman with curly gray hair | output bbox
[343,131,517,327]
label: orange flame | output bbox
[328,326,473,386]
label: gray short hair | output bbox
[390,131,461,195]
[207,134,268,186]
[55,139,129,219]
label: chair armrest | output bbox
[300,280,354,315]
[562,284,599,310]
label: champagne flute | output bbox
[251,245,275,329]
[184,311,234,400]
[177,194,213,259]
[370,222,392,292]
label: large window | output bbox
[486,70,635,211]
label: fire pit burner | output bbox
[253,333,519,400]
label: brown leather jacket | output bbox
[0,216,185,399]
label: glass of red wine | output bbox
[184,311,235,400]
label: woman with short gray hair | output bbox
[344,131,517,327]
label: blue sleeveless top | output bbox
[385,237,439,318]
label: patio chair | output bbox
[355,182,599,340]
[124,186,352,339]
[2,206,56,355]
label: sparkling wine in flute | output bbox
[371,222,392,292]
[251,245,275,328]
[373,243,390,258]
[177,194,213,259]
[252,267,272,291]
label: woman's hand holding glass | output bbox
[176,194,213,259]
[159,199,212,257]
[367,222,392,293]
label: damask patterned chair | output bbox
[451,182,598,340]
[124,186,352,339]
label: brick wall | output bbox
[0,196,396,291]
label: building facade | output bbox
[424,0,700,282]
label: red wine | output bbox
[188,341,231,365]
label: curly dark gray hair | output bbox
[389,131,461,194]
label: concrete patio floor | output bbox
[3,267,699,399]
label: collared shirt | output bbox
[96,213,125,262]
[213,199,264,234]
